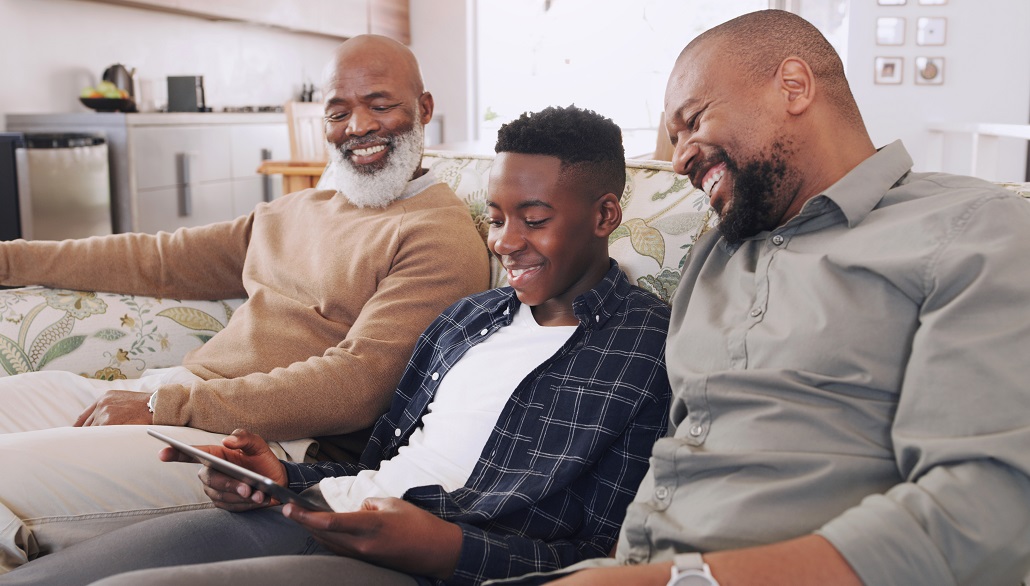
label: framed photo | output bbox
[876,17,906,45]
[874,57,903,84]
[916,17,947,45]
[918,0,947,4]
[877,0,906,5]
[915,57,945,85]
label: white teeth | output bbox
[510,268,526,278]
[702,168,725,196]
[352,145,386,157]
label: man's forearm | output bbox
[550,535,861,586]
[704,534,861,585]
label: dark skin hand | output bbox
[159,428,289,511]
[74,390,153,426]
[283,497,464,581]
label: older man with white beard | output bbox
[0,34,489,573]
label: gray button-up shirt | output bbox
[617,141,1030,585]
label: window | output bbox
[474,0,849,156]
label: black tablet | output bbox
[147,428,333,512]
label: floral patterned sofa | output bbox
[1,151,1028,381]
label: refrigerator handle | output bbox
[177,152,194,217]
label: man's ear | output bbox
[595,193,623,238]
[778,57,815,116]
[418,91,435,125]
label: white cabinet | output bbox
[6,112,289,234]
[84,0,376,40]
[129,118,288,232]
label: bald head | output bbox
[680,10,861,126]
[323,34,425,98]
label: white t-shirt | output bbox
[319,304,577,512]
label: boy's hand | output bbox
[283,497,463,580]
[160,428,288,511]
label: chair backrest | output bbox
[286,101,329,162]
[653,111,674,162]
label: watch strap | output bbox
[668,552,719,586]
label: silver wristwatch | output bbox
[667,553,720,586]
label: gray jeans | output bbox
[0,503,415,586]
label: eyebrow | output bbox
[486,199,555,210]
[325,91,398,107]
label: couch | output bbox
[1,151,1028,380]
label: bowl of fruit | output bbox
[79,81,137,113]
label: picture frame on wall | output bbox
[877,0,906,5]
[916,17,947,46]
[918,0,947,5]
[876,17,906,45]
[874,57,904,84]
[915,57,945,85]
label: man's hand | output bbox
[160,429,288,512]
[74,390,153,426]
[545,564,671,585]
[282,497,463,580]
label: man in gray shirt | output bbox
[545,9,1030,586]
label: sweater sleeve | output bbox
[151,206,491,440]
[0,216,251,300]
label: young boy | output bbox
[0,105,671,586]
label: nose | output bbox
[671,138,698,177]
[345,107,380,138]
[489,223,524,257]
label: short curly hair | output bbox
[494,105,626,197]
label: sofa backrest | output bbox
[425,150,1030,304]
[423,151,716,303]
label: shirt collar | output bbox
[498,259,632,330]
[397,169,441,201]
[819,140,913,228]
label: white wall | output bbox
[408,0,472,147]
[848,0,1030,181]
[0,0,340,126]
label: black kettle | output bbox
[102,64,136,99]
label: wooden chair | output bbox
[653,111,674,162]
[257,101,329,194]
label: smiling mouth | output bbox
[351,144,386,157]
[507,265,542,282]
[702,167,725,196]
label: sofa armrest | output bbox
[0,287,245,380]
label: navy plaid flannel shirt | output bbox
[283,260,671,585]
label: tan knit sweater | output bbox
[0,179,490,442]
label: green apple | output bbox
[80,86,96,98]
[96,80,118,94]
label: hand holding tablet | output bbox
[147,428,333,513]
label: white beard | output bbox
[324,123,425,208]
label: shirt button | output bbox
[689,424,704,437]
[394,428,402,437]
[750,308,763,317]
[595,314,600,322]
[480,328,489,336]
[431,372,439,381]
[503,308,509,316]
[772,234,784,246]
[655,486,669,500]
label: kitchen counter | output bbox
[7,112,289,233]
